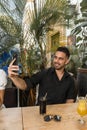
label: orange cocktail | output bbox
[77,97,87,124]
[77,99,87,116]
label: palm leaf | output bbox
[0,0,26,54]
[23,0,67,69]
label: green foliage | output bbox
[0,0,26,54]
[70,0,87,68]
[0,0,69,73]
[23,0,67,71]
[30,0,67,39]
[66,45,81,76]
[80,0,87,12]
[71,0,87,40]
[76,36,82,43]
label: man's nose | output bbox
[55,57,59,62]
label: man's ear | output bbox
[65,58,70,65]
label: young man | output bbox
[8,47,76,105]
[0,69,7,108]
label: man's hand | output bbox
[8,59,27,90]
[8,59,19,78]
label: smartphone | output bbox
[12,53,18,73]
[13,53,18,65]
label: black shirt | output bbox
[24,67,76,105]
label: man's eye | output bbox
[59,58,64,60]
[54,56,57,59]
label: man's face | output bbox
[53,51,69,70]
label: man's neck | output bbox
[55,69,65,80]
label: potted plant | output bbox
[71,0,87,68]
[70,0,87,96]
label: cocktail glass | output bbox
[77,97,87,124]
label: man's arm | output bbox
[8,59,27,90]
[65,75,77,104]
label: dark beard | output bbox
[54,63,65,70]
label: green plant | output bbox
[0,0,30,107]
[71,0,87,68]
[23,0,67,72]
[66,45,81,77]
[0,0,26,53]
[0,0,68,74]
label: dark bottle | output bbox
[39,97,46,115]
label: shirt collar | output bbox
[51,67,70,78]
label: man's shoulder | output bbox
[42,67,54,73]
[36,67,54,77]
[64,70,75,80]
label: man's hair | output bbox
[56,46,70,58]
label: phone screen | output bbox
[13,54,18,65]
[12,53,18,73]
